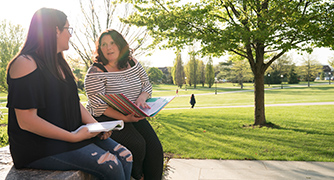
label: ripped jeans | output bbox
[26,138,133,180]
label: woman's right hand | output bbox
[124,113,145,122]
[103,107,144,123]
[71,127,99,142]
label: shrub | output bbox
[0,126,8,147]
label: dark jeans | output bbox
[96,116,164,180]
[26,138,132,180]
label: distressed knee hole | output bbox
[126,155,133,162]
[114,144,133,162]
[97,151,118,165]
[114,144,123,151]
[121,149,133,162]
[91,152,98,156]
[119,149,131,157]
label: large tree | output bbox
[120,0,333,125]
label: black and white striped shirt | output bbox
[84,62,152,117]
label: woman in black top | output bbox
[6,8,132,180]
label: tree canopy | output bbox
[119,0,333,125]
[121,0,333,56]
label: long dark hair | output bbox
[93,29,132,70]
[7,8,74,80]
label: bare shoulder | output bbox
[87,65,104,74]
[9,55,37,79]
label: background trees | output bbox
[185,52,199,88]
[0,20,25,92]
[328,56,334,68]
[216,60,232,82]
[205,57,215,88]
[172,52,185,88]
[299,54,322,87]
[118,0,333,125]
[198,60,206,87]
[288,66,299,84]
[265,54,294,84]
[147,67,163,84]
[230,59,253,89]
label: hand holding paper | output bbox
[72,120,124,134]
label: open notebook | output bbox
[98,93,175,117]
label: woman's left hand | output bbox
[98,131,112,140]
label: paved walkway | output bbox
[163,159,334,180]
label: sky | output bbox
[1,0,333,67]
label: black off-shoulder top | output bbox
[6,63,95,168]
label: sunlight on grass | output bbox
[150,105,334,161]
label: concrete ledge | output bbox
[5,166,98,180]
[1,146,98,180]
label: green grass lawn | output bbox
[157,85,334,108]
[150,105,334,161]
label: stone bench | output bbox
[6,168,137,180]
[5,166,98,180]
[0,146,98,180]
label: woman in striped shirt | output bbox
[84,29,163,180]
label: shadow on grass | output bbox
[150,109,334,161]
[242,122,280,129]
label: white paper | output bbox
[72,120,124,133]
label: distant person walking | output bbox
[176,89,178,95]
[190,94,196,108]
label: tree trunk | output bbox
[254,68,266,125]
